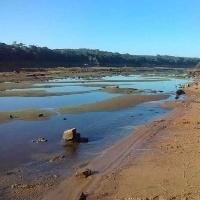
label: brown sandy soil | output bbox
[0,109,54,124]
[42,81,200,200]
[59,94,169,113]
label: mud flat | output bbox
[42,81,200,200]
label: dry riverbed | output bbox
[0,67,190,200]
[42,78,200,200]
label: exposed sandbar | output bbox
[0,89,95,97]
[0,109,54,124]
[59,94,169,113]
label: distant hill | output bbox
[0,42,199,71]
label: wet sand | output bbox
[59,94,169,113]
[42,80,200,200]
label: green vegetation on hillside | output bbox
[0,42,199,71]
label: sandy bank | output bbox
[59,94,169,113]
[42,82,200,200]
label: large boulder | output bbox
[63,128,78,141]
[63,128,88,143]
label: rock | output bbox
[75,168,94,178]
[53,174,59,179]
[6,171,15,176]
[9,114,14,119]
[11,184,17,189]
[49,154,65,162]
[63,128,88,143]
[63,118,67,120]
[79,192,87,200]
[176,89,185,96]
[32,137,48,143]
[63,128,77,141]
[38,113,44,117]
[11,183,34,189]
[175,95,179,100]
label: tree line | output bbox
[0,42,199,71]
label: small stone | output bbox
[76,168,93,178]
[53,174,58,178]
[38,113,44,117]
[176,89,185,96]
[175,95,179,100]
[79,192,87,200]
[6,171,15,176]
[9,114,14,119]
[32,137,48,143]
[49,155,65,163]
[11,184,17,189]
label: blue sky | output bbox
[0,0,200,57]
